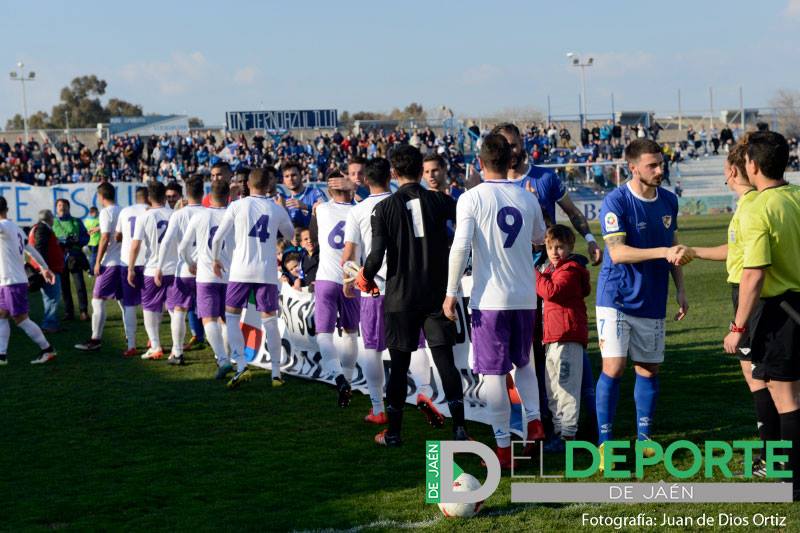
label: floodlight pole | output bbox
[567,53,593,129]
[9,62,34,141]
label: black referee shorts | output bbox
[385,309,456,353]
[730,283,761,361]
[750,291,800,382]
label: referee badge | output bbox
[662,215,672,229]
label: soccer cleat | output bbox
[522,419,546,456]
[638,437,658,458]
[183,336,205,351]
[215,362,234,380]
[543,435,566,454]
[374,429,402,447]
[227,368,251,389]
[752,458,768,478]
[272,377,285,388]
[364,408,388,425]
[167,353,185,366]
[496,446,513,469]
[31,347,57,365]
[598,442,607,472]
[121,347,138,358]
[336,374,352,407]
[0,354,7,365]
[74,339,101,352]
[417,394,445,428]
[140,348,164,360]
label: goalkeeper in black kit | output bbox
[354,144,469,447]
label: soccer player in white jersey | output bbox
[342,158,392,423]
[0,196,58,365]
[116,186,149,357]
[181,180,234,379]
[314,171,360,407]
[444,133,547,468]
[156,176,205,366]
[212,167,293,389]
[76,183,122,352]
[129,182,174,360]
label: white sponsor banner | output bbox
[243,281,528,432]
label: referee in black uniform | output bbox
[357,144,468,447]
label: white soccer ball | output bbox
[437,472,484,518]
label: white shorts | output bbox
[595,306,665,364]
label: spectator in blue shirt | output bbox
[281,161,325,228]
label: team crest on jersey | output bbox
[662,215,672,229]
[604,212,619,232]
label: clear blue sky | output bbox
[3,0,799,126]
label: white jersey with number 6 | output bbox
[344,192,390,294]
[133,206,173,277]
[316,200,354,284]
[181,207,231,283]
[452,180,546,310]
[116,204,149,267]
[212,195,293,285]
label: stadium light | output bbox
[567,53,594,128]
[9,61,35,141]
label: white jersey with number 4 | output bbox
[344,192,390,294]
[99,204,122,267]
[133,206,174,276]
[452,180,546,310]
[213,195,293,285]
[0,219,29,286]
[117,204,149,267]
[182,207,232,283]
[316,200,354,284]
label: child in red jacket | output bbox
[536,225,591,448]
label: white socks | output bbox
[143,310,162,349]
[316,332,341,378]
[0,318,9,353]
[411,348,434,398]
[121,304,138,350]
[225,312,246,372]
[91,298,106,340]
[262,315,282,380]
[170,310,186,356]
[340,331,359,382]
[362,348,385,414]
[204,320,228,365]
[514,363,541,423]
[484,374,512,448]
[18,318,50,350]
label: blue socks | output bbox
[596,372,621,444]
[634,374,659,441]
[188,309,204,341]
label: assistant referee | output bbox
[723,131,800,499]
[357,144,468,447]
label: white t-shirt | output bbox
[0,219,29,286]
[344,192,390,295]
[212,195,293,285]
[452,180,546,310]
[98,204,122,267]
[132,206,174,276]
[181,207,232,283]
[316,200,354,284]
[158,204,205,278]
[117,204,149,267]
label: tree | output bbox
[5,111,51,131]
[770,89,800,137]
[188,117,204,128]
[106,98,143,118]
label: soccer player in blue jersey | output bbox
[596,138,692,467]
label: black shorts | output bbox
[731,283,758,361]
[385,309,456,353]
[750,291,800,382]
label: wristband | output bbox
[729,321,747,333]
[585,234,597,244]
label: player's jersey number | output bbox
[249,215,271,242]
[497,206,522,248]
[328,220,346,250]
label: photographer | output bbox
[53,199,90,321]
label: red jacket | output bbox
[536,258,590,346]
[29,223,65,274]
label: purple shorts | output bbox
[93,265,123,300]
[0,283,29,316]
[226,281,278,312]
[121,266,144,307]
[471,309,535,375]
[166,277,196,311]
[141,275,174,312]
[360,295,385,351]
[314,280,360,333]
[197,282,227,319]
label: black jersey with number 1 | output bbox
[363,182,456,313]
